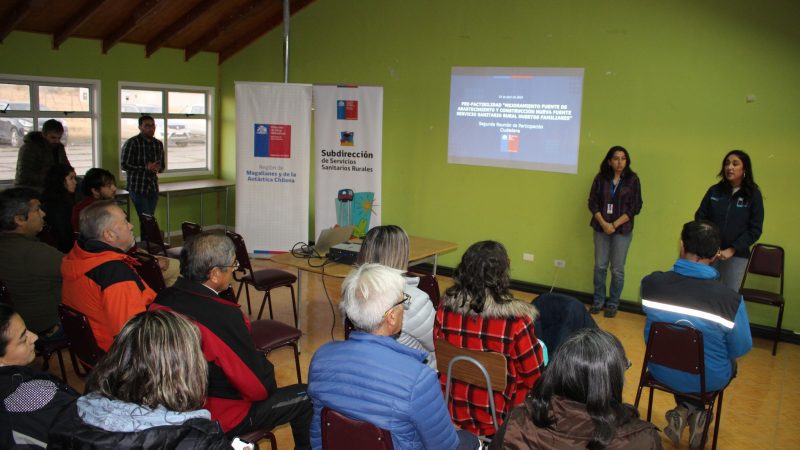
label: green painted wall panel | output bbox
[220,0,800,330]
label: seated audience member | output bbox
[14,119,69,192]
[490,328,662,450]
[61,200,156,351]
[48,310,237,449]
[41,164,77,253]
[71,168,117,231]
[0,304,78,449]
[151,232,312,445]
[355,225,437,368]
[309,263,477,450]
[0,188,64,341]
[641,220,752,449]
[71,167,178,286]
[435,240,545,436]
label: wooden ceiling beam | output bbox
[101,0,160,54]
[185,0,274,61]
[217,0,314,65]
[145,0,222,57]
[0,0,35,44]
[53,0,110,49]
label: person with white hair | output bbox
[308,263,477,450]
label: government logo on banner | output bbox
[254,123,292,158]
[340,131,354,146]
[337,100,358,120]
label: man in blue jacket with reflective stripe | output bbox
[308,263,476,450]
[641,220,752,449]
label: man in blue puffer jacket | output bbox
[641,220,752,450]
[309,263,476,450]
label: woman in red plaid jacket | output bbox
[435,240,545,436]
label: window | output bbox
[120,83,214,176]
[0,76,99,183]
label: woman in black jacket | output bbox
[695,150,764,291]
[40,164,77,253]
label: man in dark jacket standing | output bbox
[14,119,69,191]
[151,231,311,447]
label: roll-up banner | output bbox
[313,85,383,239]
[235,82,311,253]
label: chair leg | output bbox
[634,385,643,409]
[266,432,277,450]
[40,351,51,372]
[646,387,654,422]
[712,391,724,450]
[292,342,302,384]
[56,349,68,383]
[774,304,785,356]
[244,284,253,316]
[289,285,298,328]
[257,291,270,320]
[69,349,85,378]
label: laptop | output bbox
[312,225,355,256]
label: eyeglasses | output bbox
[220,260,240,271]
[383,293,411,318]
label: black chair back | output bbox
[58,304,105,370]
[181,221,202,242]
[132,252,167,293]
[139,213,169,256]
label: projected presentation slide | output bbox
[448,67,584,174]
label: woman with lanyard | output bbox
[695,150,764,291]
[587,146,643,318]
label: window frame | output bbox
[118,81,215,179]
[0,74,101,185]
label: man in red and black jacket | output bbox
[151,231,311,448]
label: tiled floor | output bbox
[51,258,799,449]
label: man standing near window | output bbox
[14,119,70,192]
[121,115,164,225]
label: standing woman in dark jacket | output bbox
[695,150,764,291]
[490,328,662,450]
[40,164,77,253]
[587,146,643,318]
[48,310,241,449]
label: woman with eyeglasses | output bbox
[356,225,437,369]
[490,328,662,449]
[434,240,545,437]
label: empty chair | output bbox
[181,221,203,242]
[58,303,105,376]
[250,319,303,384]
[739,243,785,355]
[322,407,394,450]
[139,213,182,258]
[225,230,298,325]
[634,322,727,450]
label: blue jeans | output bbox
[129,190,159,240]
[593,231,633,309]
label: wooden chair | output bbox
[435,338,507,436]
[739,243,785,355]
[226,230,298,325]
[131,251,167,293]
[634,322,727,450]
[250,319,303,384]
[321,407,394,450]
[139,213,182,258]
[58,304,105,377]
[0,280,70,382]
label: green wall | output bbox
[220,0,800,330]
[0,32,223,231]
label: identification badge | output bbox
[606,204,614,215]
